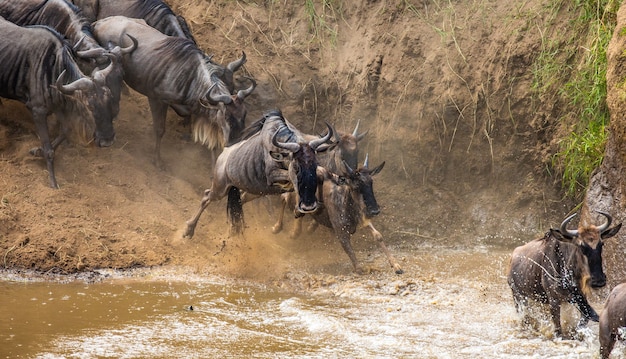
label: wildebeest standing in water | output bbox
[507,211,622,337]
[600,283,626,358]
[92,16,255,168]
[183,110,332,238]
[0,18,118,188]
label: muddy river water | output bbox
[0,246,622,358]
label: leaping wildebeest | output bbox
[305,156,402,274]
[0,17,118,188]
[600,282,626,358]
[271,120,368,235]
[92,15,255,167]
[507,211,622,337]
[183,110,332,238]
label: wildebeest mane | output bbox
[6,0,94,44]
[238,110,299,144]
[129,0,175,20]
[129,0,196,42]
[22,24,83,85]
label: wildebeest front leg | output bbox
[30,107,58,188]
[183,188,212,239]
[548,299,563,337]
[365,221,403,274]
[336,231,363,274]
[148,98,168,169]
[272,193,290,234]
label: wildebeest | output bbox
[0,18,117,188]
[600,283,626,358]
[507,211,622,337]
[70,0,196,42]
[92,15,255,167]
[70,0,247,93]
[308,156,403,274]
[0,0,105,57]
[183,110,332,238]
[271,121,368,235]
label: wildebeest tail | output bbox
[227,186,244,234]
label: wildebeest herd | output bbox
[2,0,626,357]
[0,0,400,276]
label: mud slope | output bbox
[0,0,578,276]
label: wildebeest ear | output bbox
[601,222,623,240]
[370,161,386,176]
[314,143,335,153]
[269,151,289,162]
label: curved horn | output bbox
[73,36,85,52]
[236,76,256,100]
[331,123,341,142]
[309,122,333,150]
[272,129,301,152]
[342,160,355,175]
[560,213,579,238]
[227,51,247,72]
[76,47,108,58]
[92,53,116,86]
[363,153,370,169]
[595,210,612,232]
[352,119,361,137]
[198,97,212,109]
[206,82,233,104]
[55,70,94,94]
[121,34,138,54]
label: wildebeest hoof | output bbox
[182,224,195,239]
[271,223,282,234]
[395,268,404,275]
[29,147,44,157]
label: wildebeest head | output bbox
[272,123,333,213]
[201,77,257,146]
[53,61,117,147]
[343,154,385,218]
[557,211,622,288]
[324,120,368,173]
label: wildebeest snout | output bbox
[95,131,115,147]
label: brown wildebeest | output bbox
[507,211,622,337]
[600,283,626,358]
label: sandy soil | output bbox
[0,0,578,282]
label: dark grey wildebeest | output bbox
[183,110,332,238]
[507,211,622,337]
[70,0,247,94]
[600,282,626,358]
[0,0,106,59]
[70,0,196,42]
[92,16,254,168]
[0,18,118,188]
[271,121,368,235]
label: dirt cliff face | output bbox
[586,2,626,287]
[0,0,580,276]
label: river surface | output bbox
[0,247,621,359]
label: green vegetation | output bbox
[304,0,341,47]
[533,0,621,198]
